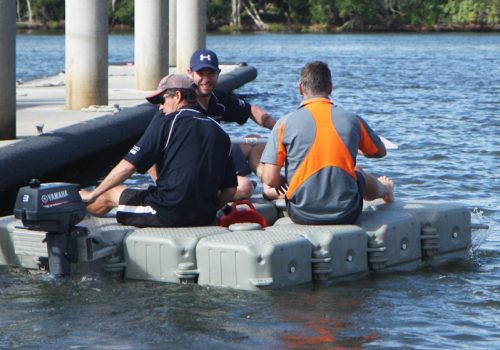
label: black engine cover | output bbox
[14,180,86,233]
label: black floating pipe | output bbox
[0,103,157,191]
[216,64,258,93]
[0,64,257,193]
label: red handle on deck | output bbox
[219,200,268,228]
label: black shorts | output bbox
[116,188,166,227]
[230,143,252,176]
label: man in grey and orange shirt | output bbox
[260,61,394,225]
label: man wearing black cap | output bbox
[188,49,277,199]
[80,74,237,227]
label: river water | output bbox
[1,33,498,349]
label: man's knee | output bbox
[84,186,126,215]
[238,143,252,158]
[248,144,265,171]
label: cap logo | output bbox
[200,54,211,62]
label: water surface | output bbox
[3,33,499,349]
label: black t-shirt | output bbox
[203,89,252,125]
[125,107,237,226]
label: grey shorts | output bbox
[288,171,366,225]
[355,170,366,198]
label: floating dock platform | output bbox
[0,196,471,291]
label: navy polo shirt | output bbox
[203,89,252,125]
[125,106,237,226]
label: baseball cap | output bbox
[190,49,220,72]
[145,74,196,104]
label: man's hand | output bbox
[79,190,96,205]
[275,176,288,196]
[262,175,288,201]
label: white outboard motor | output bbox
[13,179,87,277]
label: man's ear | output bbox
[328,83,333,94]
[175,90,182,100]
[187,68,193,76]
[298,82,304,96]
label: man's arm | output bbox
[148,164,158,182]
[219,187,237,208]
[356,116,387,158]
[81,159,137,203]
[261,163,283,188]
[249,104,276,130]
[365,141,386,158]
[359,141,386,158]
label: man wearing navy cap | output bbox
[80,74,237,227]
[188,49,277,199]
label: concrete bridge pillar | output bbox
[169,0,177,67]
[65,0,108,110]
[176,0,207,74]
[135,0,169,90]
[0,0,16,139]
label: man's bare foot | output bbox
[378,176,395,203]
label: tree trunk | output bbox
[243,0,267,30]
[26,0,33,24]
[231,0,241,28]
[16,0,21,21]
[110,0,117,25]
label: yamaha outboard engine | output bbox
[14,179,87,277]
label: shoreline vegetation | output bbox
[15,0,499,34]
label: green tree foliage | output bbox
[208,0,232,28]
[442,0,500,24]
[337,0,380,23]
[394,0,447,26]
[285,0,311,24]
[309,0,336,26]
[15,0,500,31]
[31,0,64,22]
[109,0,134,27]
[17,0,64,24]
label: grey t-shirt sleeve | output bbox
[260,117,286,166]
[356,115,384,155]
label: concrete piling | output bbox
[6,0,209,136]
[176,0,207,74]
[169,0,177,67]
[65,0,109,110]
[0,0,16,140]
[135,0,169,90]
